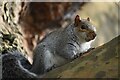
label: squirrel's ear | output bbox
[87,17,90,21]
[74,15,81,27]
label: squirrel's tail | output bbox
[1,51,38,78]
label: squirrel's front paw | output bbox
[81,48,95,57]
[73,54,80,60]
[89,47,95,51]
[86,47,95,53]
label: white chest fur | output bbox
[79,42,91,53]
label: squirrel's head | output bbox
[74,15,96,42]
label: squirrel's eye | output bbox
[81,25,86,29]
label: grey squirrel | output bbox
[30,15,96,75]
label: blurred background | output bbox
[0,2,119,63]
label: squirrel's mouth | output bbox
[85,37,95,42]
[85,38,92,42]
[86,32,96,42]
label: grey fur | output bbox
[2,52,37,78]
[31,19,96,75]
